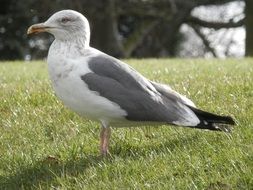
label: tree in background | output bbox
[179,1,245,58]
[245,0,253,56]
[0,0,250,60]
[0,0,31,60]
[116,0,246,57]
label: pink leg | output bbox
[100,126,111,156]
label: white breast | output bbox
[47,43,127,123]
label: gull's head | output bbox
[27,10,90,42]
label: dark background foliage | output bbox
[0,0,251,60]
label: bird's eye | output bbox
[61,17,71,23]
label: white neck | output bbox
[50,34,90,59]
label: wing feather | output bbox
[81,52,200,126]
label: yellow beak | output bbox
[27,23,48,35]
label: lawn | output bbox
[0,59,252,189]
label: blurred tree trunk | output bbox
[245,0,253,56]
[88,0,124,57]
[133,6,192,57]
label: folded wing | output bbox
[81,52,200,126]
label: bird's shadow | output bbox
[0,134,199,189]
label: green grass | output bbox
[0,59,252,189]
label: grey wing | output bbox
[87,53,157,95]
[150,81,196,107]
[82,53,200,125]
[81,72,195,123]
[81,73,164,121]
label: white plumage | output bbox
[48,46,128,121]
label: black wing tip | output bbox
[188,106,236,125]
[222,115,236,125]
[216,124,233,133]
[199,115,236,132]
[187,106,236,132]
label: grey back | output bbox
[81,53,194,124]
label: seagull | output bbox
[27,10,235,156]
